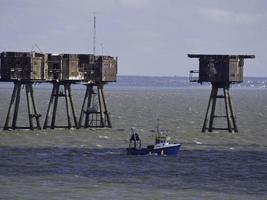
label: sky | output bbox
[0,0,266,76]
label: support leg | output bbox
[208,87,218,132]
[100,86,112,128]
[79,84,112,128]
[78,85,89,128]
[25,84,34,130]
[67,84,78,128]
[43,83,56,129]
[51,84,59,129]
[84,86,93,127]
[44,82,78,129]
[226,89,238,132]
[4,82,41,130]
[4,83,18,130]
[64,84,72,128]
[29,84,41,129]
[223,87,234,133]
[201,85,239,133]
[11,83,21,129]
[202,88,213,132]
[97,85,104,127]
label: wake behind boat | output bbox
[126,121,181,156]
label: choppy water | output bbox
[0,77,267,199]
[0,147,266,200]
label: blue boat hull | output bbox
[127,144,181,156]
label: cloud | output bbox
[199,7,266,26]
[117,0,150,9]
[0,0,266,76]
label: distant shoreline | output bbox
[0,75,266,89]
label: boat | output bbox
[126,121,181,156]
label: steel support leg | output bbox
[4,81,41,130]
[26,84,34,129]
[43,82,77,129]
[64,85,71,128]
[11,83,21,129]
[67,84,78,128]
[202,88,213,132]
[29,84,41,129]
[85,85,93,127]
[51,83,59,129]
[208,87,218,132]
[97,85,104,127]
[225,88,238,132]
[201,84,238,133]
[4,83,18,130]
[223,87,233,132]
[79,85,90,128]
[79,84,112,128]
[100,85,112,128]
[43,83,56,129]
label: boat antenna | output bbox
[93,12,96,54]
[157,118,160,134]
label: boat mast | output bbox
[93,13,96,54]
[157,118,160,134]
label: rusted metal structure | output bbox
[94,56,118,82]
[78,56,117,128]
[0,51,47,81]
[47,54,83,81]
[44,54,117,129]
[78,54,95,81]
[44,53,81,129]
[0,52,45,130]
[188,54,255,133]
[0,51,117,130]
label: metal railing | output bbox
[189,70,199,82]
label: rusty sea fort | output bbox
[0,75,266,199]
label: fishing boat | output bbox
[126,121,181,156]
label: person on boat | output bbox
[130,133,140,142]
[129,128,141,149]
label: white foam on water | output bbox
[98,135,109,139]
[193,138,202,145]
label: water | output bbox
[0,76,267,199]
[0,147,266,200]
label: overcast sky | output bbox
[0,0,266,76]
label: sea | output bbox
[0,76,266,200]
